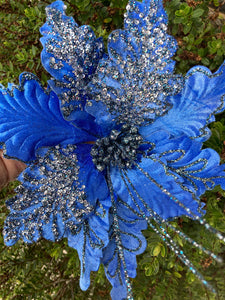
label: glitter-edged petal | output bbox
[111,159,203,221]
[140,62,225,142]
[102,193,147,300]
[40,0,104,116]
[151,134,225,196]
[67,197,110,291]
[0,74,94,162]
[3,143,111,293]
[124,0,177,69]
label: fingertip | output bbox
[4,158,27,181]
[0,156,27,187]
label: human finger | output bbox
[0,150,26,188]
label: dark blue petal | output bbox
[0,74,94,162]
[40,1,104,116]
[140,62,225,141]
[66,110,101,138]
[76,144,109,206]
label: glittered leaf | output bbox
[3,144,110,249]
[88,0,183,125]
[40,0,104,117]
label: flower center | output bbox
[91,124,143,171]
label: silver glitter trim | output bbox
[4,145,94,243]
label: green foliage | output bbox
[0,0,52,85]
[165,0,225,73]
[65,0,127,36]
[0,0,225,299]
[204,118,225,156]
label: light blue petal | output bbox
[112,129,225,220]
[40,1,104,116]
[0,73,94,162]
[140,62,225,142]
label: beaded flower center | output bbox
[91,124,143,171]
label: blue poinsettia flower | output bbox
[0,1,225,299]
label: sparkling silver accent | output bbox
[43,5,104,116]
[4,145,93,243]
[89,0,183,125]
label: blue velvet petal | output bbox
[85,100,116,136]
[67,197,110,291]
[102,195,147,300]
[75,144,109,206]
[140,62,225,142]
[0,74,94,162]
[111,129,225,221]
[40,1,104,114]
[148,133,225,197]
[111,158,203,220]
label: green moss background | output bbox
[0,0,225,299]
